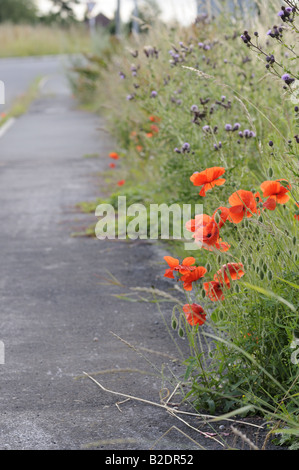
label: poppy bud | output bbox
[268,270,273,280]
[268,167,273,177]
[293,236,297,246]
[178,327,184,337]
[172,316,178,330]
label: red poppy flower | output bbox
[212,206,230,229]
[294,203,299,221]
[186,214,230,252]
[150,124,159,133]
[163,256,196,279]
[186,214,219,244]
[146,132,153,138]
[180,266,207,291]
[109,162,116,168]
[149,115,161,122]
[190,167,226,197]
[254,191,276,211]
[203,281,227,301]
[214,263,245,287]
[109,152,119,160]
[228,190,257,223]
[136,145,143,152]
[117,180,125,186]
[260,179,290,206]
[183,303,206,326]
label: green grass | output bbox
[0,75,43,126]
[0,23,93,57]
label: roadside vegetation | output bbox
[71,0,299,449]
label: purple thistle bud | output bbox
[225,124,232,131]
[150,91,158,98]
[202,125,211,132]
[174,147,181,153]
[278,10,284,16]
[190,104,199,112]
[182,142,190,152]
[233,123,241,131]
[282,73,295,85]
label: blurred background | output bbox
[0,0,257,57]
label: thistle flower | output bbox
[150,90,158,98]
[282,73,295,85]
[182,142,191,153]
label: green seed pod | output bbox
[178,327,184,338]
[214,211,220,224]
[268,167,273,177]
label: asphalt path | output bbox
[0,57,281,452]
[0,56,202,451]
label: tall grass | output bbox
[0,23,92,57]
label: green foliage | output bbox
[0,0,37,24]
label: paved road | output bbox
[0,55,72,111]
[0,57,205,451]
